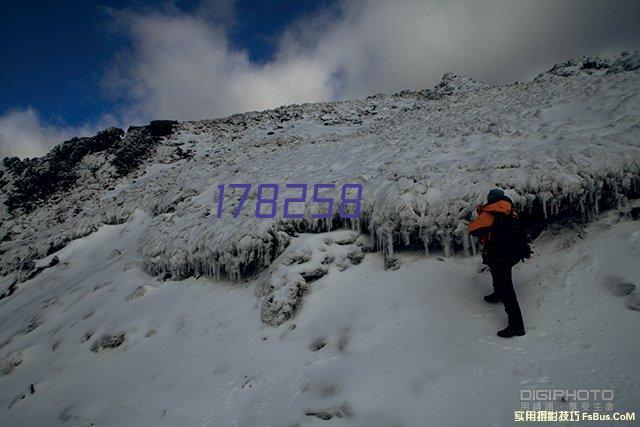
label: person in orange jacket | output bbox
[468,189,525,338]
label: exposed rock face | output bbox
[113,120,179,176]
[1,127,124,214]
[392,72,487,100]
[111,127,156,177]
[0,120,179,216]
[423,72,488,99]
[548,50,640,77]
[148,120,179,138]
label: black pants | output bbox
[489,262,524,330]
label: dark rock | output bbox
[421,72,487,99]
[581,56,610,70]
[607,51,640,73]
[0,350,22,376]
[346,249,365,264]
[110,127,157,176]
[126,125,146,133]
[385,256,400,270]
[109,121,177,176]
[549,58,581,77]
[305,404,352,420]
[3,156,24,172]
[172,146,192,160]
[0,281,18,301]
[90,332,126,352]
[630,207,640,220]
[148,120,178,138]
[300,268,328,282]
[308,338,326,351]
[260,277,308,326]
[612,282,636,297]
[321,255,335,265]
[547,52,640,77]
[2,127,124,213]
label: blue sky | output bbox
[0,0,333,128]
[1,0,639,158]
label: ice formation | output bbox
[258,230,365,326]
[1,51,639,288]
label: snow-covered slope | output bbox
[2,52,639,288]
[1,209,639,426]
[0,52,640,425]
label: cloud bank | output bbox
[3,0,640,158]
[0,108,116,160]
[0,109,84,159]
[106,0,640,121]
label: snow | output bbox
[0,51,639,425]
[1,209,639,425]
[1,52,639,284]
[132,53,640,280]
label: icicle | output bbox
[462,231,471,257]
[443,237,453,258]
[418,227,430,256]
[387,229,394,257]
[470,234,477,256]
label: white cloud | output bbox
[0,108,115,160]
[3,0,639,159]
[105,10,333,121]
[105,0,640,122]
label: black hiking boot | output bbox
[497,326,525,338]
[483,293,501,303]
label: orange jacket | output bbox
[468,200,515,244]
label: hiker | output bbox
[468,189,529,338]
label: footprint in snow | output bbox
[22,315,45,335]
[626,294,640,311]
[607,280,636,296]
[605,279,640,311]
[8,383,36,409]
[80,330,94,343]
[0,350,23,376]
[90,332,126,353]
[93,281,112,292]
[308,338,327,351]
[125,285,147,301]
[337,328,350,352]
[304,403,353,420]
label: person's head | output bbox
[487,188,505,204]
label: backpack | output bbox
[491,210,532,264]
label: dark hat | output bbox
[487,188,505,203]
